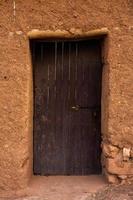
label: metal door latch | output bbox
[71,105,100,112]
[71,105,79,111]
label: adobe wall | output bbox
[0,0,133,190]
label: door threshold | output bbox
[26,175,107,200]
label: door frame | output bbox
[28,28,109,177]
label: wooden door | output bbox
[31,39,102,175]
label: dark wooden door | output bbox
[31,39,102,175]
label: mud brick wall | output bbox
[0,0,133,190]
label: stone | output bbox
[69,28,82,35]
[123,148,131,161]
[130,148,133,158]
[16,31,23,35]
[114,27,120,31]
[106,158,133,175]
[118,175,127,180]
[106,173,120,184]
[102,143,119,158]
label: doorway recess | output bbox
[30,38,103,176]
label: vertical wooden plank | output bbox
[54,42,64,174]
[62,42,70,174]
[33,42,43,174]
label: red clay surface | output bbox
[0,175,107,199]
[0,176,133,200]
[28,175,107,199]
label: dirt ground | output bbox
[87,183,133,200]
[0,179,133,200]
[0,183,133,200]
[0,185,133,200]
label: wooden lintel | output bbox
[27,28,109,39]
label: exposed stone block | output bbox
[123,148,131,161]
[106,158,133,175]
[102,143,119,158]
[106,173,120,184]
[118,175,127,180]
[130,148,133,158]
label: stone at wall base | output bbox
[106,173,120,184]
[106,158,133,175]
[102,143,120,158]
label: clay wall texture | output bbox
[0,0,133,190]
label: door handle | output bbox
[71,105,92,111]
[71,105,100,111]
[71,105,79,111]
